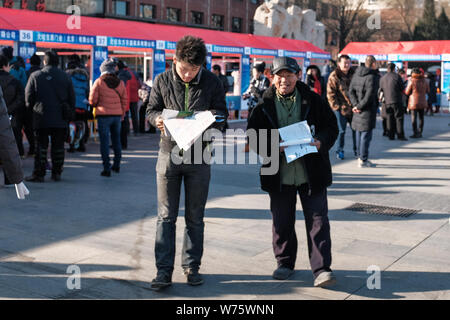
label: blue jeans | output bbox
[97,116,122,171]
[154,151,211,276]
[355,130,373,162]
[335,111,356,154]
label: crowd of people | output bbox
[242,54,443,167]
[0,46,157,186]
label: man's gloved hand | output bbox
[15,182,30,200]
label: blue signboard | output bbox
[108,37,155,48]
[92,46,108,82]
[442,61,450,95]
[153,49,166,79]
[18,42,36,71]
[241,55,250,96]
[206,53,212,71]
[226,95,241,111]
[34,31,96,45]
[311,52,331,59]
[285,51,306,58]
[0,29,18,41]
[212,45,243,55]
[251,48,277,56]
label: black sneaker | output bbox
[150,273,172,290]
[111,166,120,173]
[184,268,204,286]
[51,173,61,181]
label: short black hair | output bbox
[387,63,396,72]
[338,55,350,62]
[412,67,421,75]
[44,50,59,67]
[176,35,207,66]
[30,53,41,66]
[212,64,221,72]
[0,54,9,68]
[365,55,376,68]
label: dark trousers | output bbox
[411,109,424,135]
[139,103,156,133]
[129,102,139,134]
[268,186,332,278]
[33,128,67,177]
[120,111,129,149]
[356,129,373,161]
[11,123,24,157]
[335,111,356,154]
[97,116,122,172]
[23,111,35,154]
[154,151,211,276]
[386,103,405,138]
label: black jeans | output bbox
[411,109,424,135]
[385,103,405,138]
[33,128,67,177]
[154,151,211,276]
[120,111,129,149]
[268,185,332,278]
[129,102,139,134]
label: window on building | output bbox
[250,0,258,4]
[321,3,328,19]
[232,17,242,33]
[368,0,378,4]
[113,0,129,16]
[140,4,156,19]
[167,7,181,22]
[191,11,203,25]
[249,19,254,34]
[39,0,71,12]
[1,0,21,8]
[211,14,224,30]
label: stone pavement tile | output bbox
[0,281,48,299]
[1,241,112,270]
[337,239,411,260]
[0,264,102,299]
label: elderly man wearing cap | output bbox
[247,56,338,287]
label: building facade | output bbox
[0,0,262,33]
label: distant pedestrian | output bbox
[349,55,379,168]
[117,60,131,148]
[138,79,156,133]
[0,85,29,199]
[25,50,76,182]
[0,54,26,158]
[379,63,407,140]
[306,65,326,100]
[212,64,230,95]
[66,55,90,152]
[89,58,127,177]
[243,62,270,119]
[405,68,429,139]
[326,54,357,160]
[424,72,437,116]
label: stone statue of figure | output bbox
[253,0,326,49]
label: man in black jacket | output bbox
[247,57,338,287]
[25,50,75,182]
[379,63,407,141]
[146,36,228,290]
[349,56,379,168]
[0,54,25,159]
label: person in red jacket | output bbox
[124,65,141,136]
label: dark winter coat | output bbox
[349,66,380,132]
[147,66,228,154]
[0,70,25,126]
[379,71,404,105]
[26,65,41,78]
[0,86,23,184]
[25,65,76,129]
[66,67,90,111]
[247,81,338,194]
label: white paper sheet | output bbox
[162,109,216,151]
[278,120,317,163]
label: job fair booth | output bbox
[0,7,330,121]
[340,41,450,110]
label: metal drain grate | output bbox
[345,203,420,218]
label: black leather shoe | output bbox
[111,166,120,173]
[51,173,61,181]
[100,170,111,177]
[25,175,44,183]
